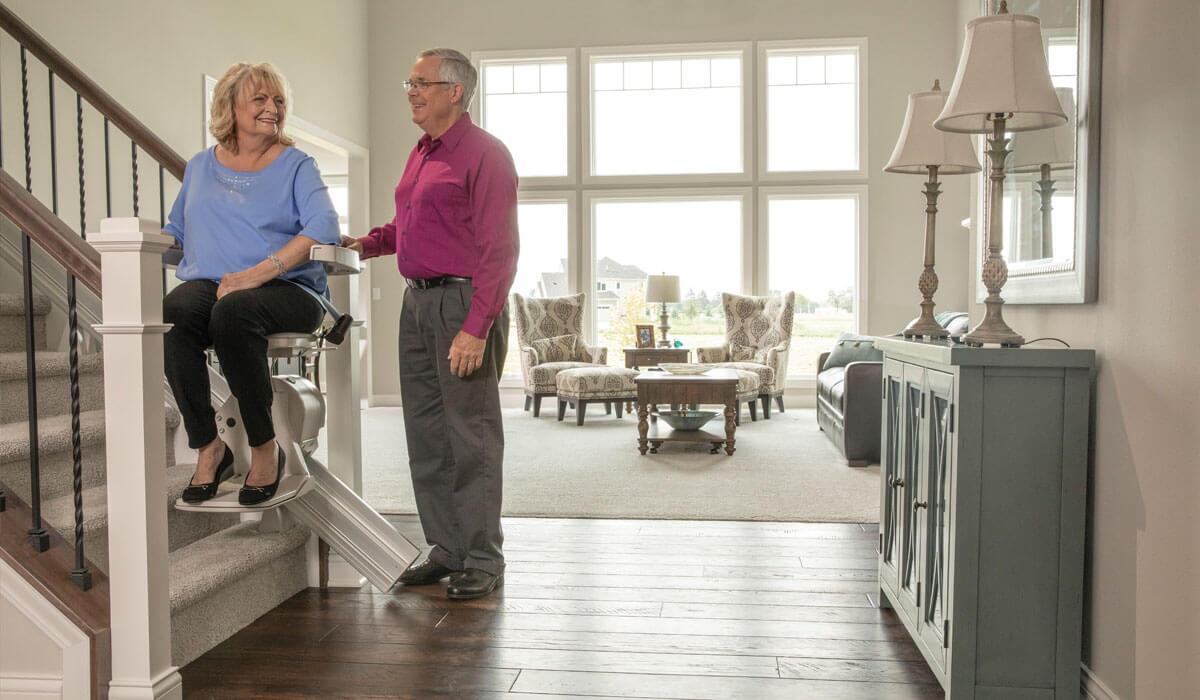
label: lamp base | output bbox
[902,303,948,340]
[962,299,1025,347]
[657,305,671,348]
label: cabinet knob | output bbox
[889,477,905,488]
[913,500,928,510]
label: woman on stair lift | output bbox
[161,62,341,506]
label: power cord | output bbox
[1024,337,1072,347]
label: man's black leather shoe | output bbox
[398,558,460,586]
[446,569,503,600]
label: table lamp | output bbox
[885,79,982,339]
[1008,86,1076,259]
[645,274,680,347]
[934,0,1067,347]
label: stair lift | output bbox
[174,245,420,591]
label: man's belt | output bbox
[404,275,472,290]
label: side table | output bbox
[624,347,690,369]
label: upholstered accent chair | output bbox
[511,292,607,416]
[695,292,795,418]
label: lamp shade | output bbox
[1008,86,1075,173]
[644,274,680,304]
[885,82,982,175]
[935,11,1068,133]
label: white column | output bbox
[318,273,368,587]
[91,218,182,700]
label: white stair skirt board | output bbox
[0,559,91,700]
[174,375,420,591]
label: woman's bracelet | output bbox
[268,253,286,276]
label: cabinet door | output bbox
[896,363,926,622]
[919,369,955,671]
[879,359,906,593]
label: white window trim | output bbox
[581,41,754,186]
[757,38,869,183]
[758,185,869,379]
[582,187,753,343]
[472,48,578,187]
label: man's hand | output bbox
[217,267,270,299]
[448,330,487,378]
[340,234,364,254]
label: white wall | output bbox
[364,0,973,398]
[957,0,1200,697]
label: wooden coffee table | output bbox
[635,369,739,456]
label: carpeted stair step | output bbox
[0,292,49,353]
[0,407,179,502]
[169,520,310,667]
[41,462,240,573]
[0,351,105,423]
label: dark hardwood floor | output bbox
[180,516,943,699]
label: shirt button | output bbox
[406,203,412,210]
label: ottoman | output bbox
[556,366,639,425]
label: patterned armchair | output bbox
[511,292,607,416]
[695,291,795,417]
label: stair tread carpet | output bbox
[0,350,104,380]
[0,407,180,464]
[169,520,310,612]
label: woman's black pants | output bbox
[163,279,324,449]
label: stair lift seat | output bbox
[174,245,421,592]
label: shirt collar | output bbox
[418,112,473,155]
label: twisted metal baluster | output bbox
[21,48,49,551]
[0,33,6,513]
[131,140,139,216]
[69,91,92,590]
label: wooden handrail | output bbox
[0,170,102,295]
[0,2,186,180]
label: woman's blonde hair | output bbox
[208,62,295,152]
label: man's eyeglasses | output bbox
[403,79,454,91]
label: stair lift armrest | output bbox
[310,245,362,276]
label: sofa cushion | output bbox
[817,366,846,410]
[822,333,882,370]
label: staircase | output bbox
[0,292,311,666]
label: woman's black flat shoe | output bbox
[238,444,285,506]
[181,445,235,503]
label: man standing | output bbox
[345,48,517,599]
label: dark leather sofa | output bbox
[816,313,968,467]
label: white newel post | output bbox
[319,272,368,587]
[91,218,183,700]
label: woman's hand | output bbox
[217,266,272,299]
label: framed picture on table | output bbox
[635,324,656,349]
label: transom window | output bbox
[764,44,862,174]
[479,57,570,179]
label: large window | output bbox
[760,40,866,178]
[764,189,863,377]
[475,40,867,381]
[477,52,573,181]
[590,194,744,364]
[504,197,572,378]
[587,47,747,177]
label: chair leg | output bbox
[749,400,758,422]
[761,395,771,419]
[524,395,532,411]
[735,403,741,426]
[557,399,567,422]
[775,395,785,413]
[616,401,624,418]
[605,401,612,415]
[576,400,588,426]
[533,395,543,417]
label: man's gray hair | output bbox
[419,48,478,109]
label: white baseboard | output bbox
[0,674,62,699]
[1082,664,1121,700]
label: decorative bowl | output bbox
[657,409,718,431]
[657,363,709,376]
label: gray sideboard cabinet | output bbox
[873,338,1094,699]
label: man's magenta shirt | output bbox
[359,114,518,338]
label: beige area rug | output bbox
[327,406,880,523]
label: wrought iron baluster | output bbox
[21,47,49,552]
[0,34,6,512]
[103,118,111,216]
[69,91,91,590]
[131,140,139,216]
